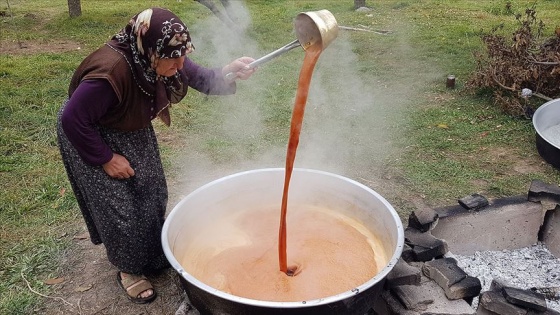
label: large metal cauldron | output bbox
[533,98,560,169]
[162,168,404,315]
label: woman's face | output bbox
[155,56,185,77]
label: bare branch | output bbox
[21,271,74,307]
[339,25,392,35]
[527,56,560,65]
[491,69,516,91]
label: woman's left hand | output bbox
[222,57,256,81]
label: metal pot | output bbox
[162,168,404,315]
[533,98,560,169]
[294,9,339,51]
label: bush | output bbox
[467,6,560,117]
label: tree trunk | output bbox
[193,0,238,32]
[354,0,366,9]
[68,0,82,18]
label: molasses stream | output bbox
[279,10,338,275]
[230,9,340,276]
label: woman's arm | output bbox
[181,57,255,95]
[61,79,116,166]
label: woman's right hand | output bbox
[102,153,135,179]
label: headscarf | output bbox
[107,8,195,126]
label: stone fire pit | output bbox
[371,179,560,315]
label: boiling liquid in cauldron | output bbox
[179,41,389,302]
[180,205,388,302]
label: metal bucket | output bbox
[162,168,404,314]
[294,9,339,51]
[533,98,560,169]
[225,9,339,80]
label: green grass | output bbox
[2,0,560,313]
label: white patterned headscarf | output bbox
[108,8,195,125]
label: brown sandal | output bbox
[117,272,157,304]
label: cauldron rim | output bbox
[162,168,405,309]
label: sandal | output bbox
[117,271,157,304]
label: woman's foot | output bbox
[117,271,157,304]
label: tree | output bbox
[354,0,366,9]
[68,0,82,18]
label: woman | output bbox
[57,7,255,304]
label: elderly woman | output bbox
[57,7,254,303]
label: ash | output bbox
[453,243,560,312]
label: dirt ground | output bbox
[0,40,84,55]
[36,225,188,315]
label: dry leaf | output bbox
[437,124,449,129]
[59,187,66,197]
[73,232,89,240]
[44,277,65,285]
[75,284,93,292]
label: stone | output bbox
[458,194,489,210]
[391,279,476,314]
[431,196,544,255]
[409,208,439,232]
[355,6,372,12]
[392,284,433,311]
[386,258,421,288]
[422,258,481,300]
[423,257,467,288]
[413,244,447,262]
[528,179,560,205]
[445,276,482,300]
[405,227,449,261]
[527,309,560,315]
[434,204,469,219]
[502,286,547,312]
[476,305,500,314]
[175,297,200,315]
[478,291,528,315]
[401,243,416,262]
[488,278,513,292]
[381,290,419,315]
[540,205,560,258]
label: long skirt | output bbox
[57,104,169,274]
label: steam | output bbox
[170,3,442,201]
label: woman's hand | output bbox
[102,153,135,179]
[222,57,256,82]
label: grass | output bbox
[2,0,560,313]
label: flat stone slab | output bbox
[423,257,467,288]
[391,279,476,314]
[540,206,560,258]
[409,208,439,232]
[478,291,527,315]
[528,179,560,205]
[386,258,421,288]
[431,196,544,255]
[458,193,489,210]
[405,228,449,261]
[503,286,547,312]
